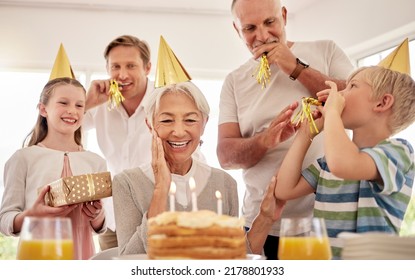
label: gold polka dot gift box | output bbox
[41,172,112,207]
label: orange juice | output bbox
[278,237,332,260]
[17,239,74,260]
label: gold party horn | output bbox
[252,53,271,89]
[291,97,322,134]
[107,79,125,111]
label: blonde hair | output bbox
[144,82,210,127]
[23,77,86,147]
[348,66,415,135]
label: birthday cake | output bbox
[147,210,246,259]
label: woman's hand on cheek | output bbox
[151,129,171,192]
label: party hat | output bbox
[154,36,191,88]
[378,38,411,75]
[49,43,75,80]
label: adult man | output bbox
[217,0,354,259]
[83,35,153,250]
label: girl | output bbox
[0,77,108,259]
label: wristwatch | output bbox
[289,58,309,80]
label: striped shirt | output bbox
[302,138,414,259]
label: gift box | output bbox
[42,172,112,207]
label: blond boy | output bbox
[273,66,415,258]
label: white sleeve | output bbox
[218,73,239,125]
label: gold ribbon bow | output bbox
[291,97,322,134]
[252,54,271,89]
[107,79,125,111]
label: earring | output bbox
[199,140,203,146]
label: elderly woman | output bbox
[112,81,239,255]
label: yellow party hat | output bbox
[154,36,191,88]
[49,43,75,80]
[378,38,411,75]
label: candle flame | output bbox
[189,177,196,191]
[215,190,222,199]
[169,181,176,195]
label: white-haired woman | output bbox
[112,82,239,255]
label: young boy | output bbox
[273,66,415,259]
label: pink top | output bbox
[61,153,95,260]
[38,143,96,260]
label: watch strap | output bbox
[289,58,309,80]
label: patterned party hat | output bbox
[154,36,191,88]
[378,38,411,75]
[49,43,75,80]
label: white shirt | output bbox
[141,157,211,210]
[83,80,154,230]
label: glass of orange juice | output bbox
[278,217,332,260]
[17,217,74,260]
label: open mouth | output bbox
[62,118,77,124]
[167,140,190,148]
[118,82,132,89]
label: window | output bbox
[357,40,415,78]
[192,80,245,204]
[0,71,49,190]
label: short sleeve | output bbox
[218,74,238,125]
[302,157,328,192]
[362,138,414,194]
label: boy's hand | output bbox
[317,81,345,117]
[294,108,323,142]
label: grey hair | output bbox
[144,81,210,127]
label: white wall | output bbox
[1,0,414,80]
[287,0,415,59]
[0,6,248,79]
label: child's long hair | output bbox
[23,77,86,147]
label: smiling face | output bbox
[232,0,287,53]
[153,91,206,173]
[39,84,86,137]
[106,45,151,101]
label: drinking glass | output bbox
[16,217,74,260]
[278,217,332,260]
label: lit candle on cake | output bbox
[189,177,197,212]
[169,181,176,212]
[215,190,222,216]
